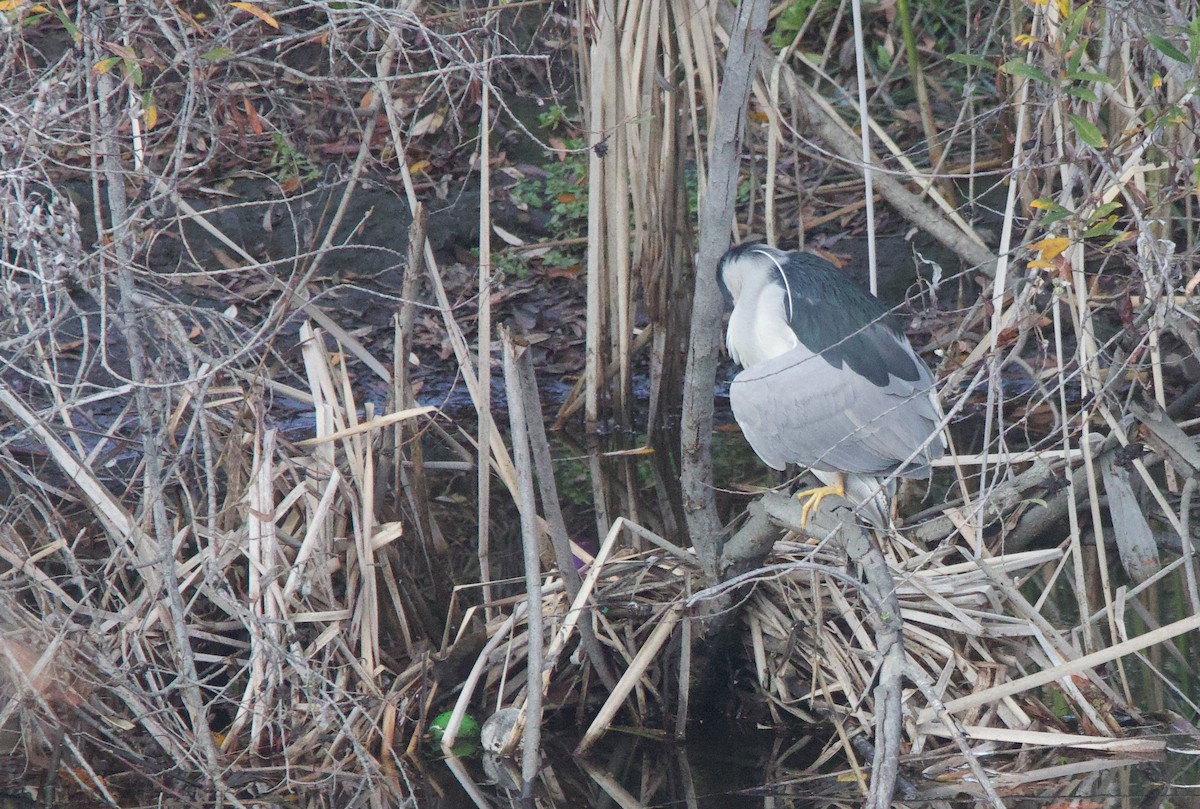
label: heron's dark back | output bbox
[783,253,923,388]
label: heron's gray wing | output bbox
[729,341,943,477]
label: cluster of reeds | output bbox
[0,316,445,799]
[0,1,491,801]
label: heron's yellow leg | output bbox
[795,473,846,526]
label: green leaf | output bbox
[1146,33,1189,63]
[1003,59,1055,84]
[1065,70,1112,84]
[771,0,820,48]
[1065,86,1099,102]
[124,59,143,87]
[875,43,892,70]
[1063,2,1091,49]
[50,5,82,43]
[201,46,235,61]
[948,53,997,71]
[1041,208,1073,226]
[1091,201,1123,220]
[1032,198,1074,226]
[1066,46,1085,74]
[1164,104,1187,124]
[1103,231,1133,248]
[1082,215,1117,238]
[1069,114,1107,148]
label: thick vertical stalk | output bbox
[681,0,769,580]
[477,65,494,612]
[88,7,219,777]
[514,347,618,690]
[501,333,543,789]
[849,0,878,294]
[895,0,951,201]
[583,0,614,431]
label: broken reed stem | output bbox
[848,0,877,295]
[1180,480,1200,620]
[582,0,612,431]
[920,613,1200,725]
[501,331,544,786]
[395,204,439,562]
[576,602,683,756]
[440,608,522,751]
[478,59,495,617]
[358,402,381,680]
[674,607,691,741]
[514,336,618,690]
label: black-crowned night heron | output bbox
[717,242,945,527]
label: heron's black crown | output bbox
[717,242,922,387]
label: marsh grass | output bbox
[1,0,1199,804]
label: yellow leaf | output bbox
[143,103,158,130]
[410,110,445,139]
[1152,74,1163,89]
[1056,0,1070,18]
[93,56,121,75]
[408,159,430,174]
[0,0,26,10]
[1027,259,1057,270]
[1014,33,1038,47]
[1030,236,1071,259]
[230,1,279,29]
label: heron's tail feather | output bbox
[842,473,894,530]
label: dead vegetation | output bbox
[2,0,1200,806]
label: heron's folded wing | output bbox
[730,344,943,477]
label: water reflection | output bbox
[424,728,1200,809]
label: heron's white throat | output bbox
[726,272,799,368]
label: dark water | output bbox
[421,728,1200,809]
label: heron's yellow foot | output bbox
[795,476,846,526]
